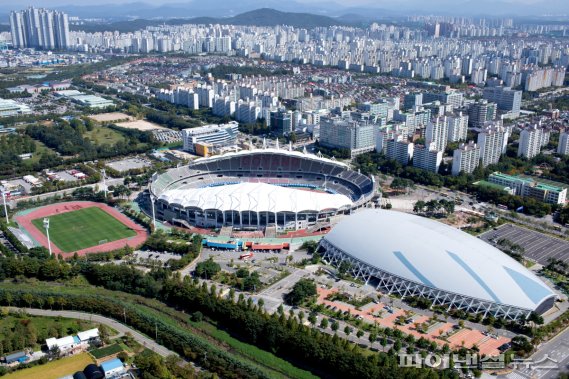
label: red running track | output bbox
[15,201,148,258]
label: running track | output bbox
[15,201,148,258]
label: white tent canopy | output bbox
[159,182,352,213]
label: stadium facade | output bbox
[319,209,556,320]
[149,148,376,230]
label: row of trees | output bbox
[413,199,455,217]
[0,249,448,379]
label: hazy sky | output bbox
[10,0,555,5]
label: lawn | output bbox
[31,207,136,253]
[5,353,94,379]
[84,126,126,146]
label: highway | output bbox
[10,307,177,358]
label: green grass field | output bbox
[90,343,124,359]
[31,207,136,253]
[5,353,94,379]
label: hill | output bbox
[71,8,345,33]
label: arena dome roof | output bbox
[158,182,353,213]
[322,209,555,312]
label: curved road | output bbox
[10,307,176,358]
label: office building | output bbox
[423,91,463,109]
[446,112,469,142]
[452,141,480,176]
[425,117,448,152]
[477,123,509,167]
[10,7,70,50]
[518,125,550,159]
[413,143,442,173]
[488,172,567,205]
[182,122,239,153]
[319,116,377,157]
[468,100,497,128]
[483,86,522,114]
[270,110,293,136]
[403,93,423,111]
[385,134,414,165]
[558,131,569,156]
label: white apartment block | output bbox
[425,117,448,152]
[452,141,480,176]
[385,134,414,166]
[413,143,442,173]
[446,112,469,142]
[558,131,569,156]
[477,123,509,167]
[518,125,550,159]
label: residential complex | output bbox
[10,7,70,50]
[477,123,509,167]
[413,143,443,173]
[452,141,480,176]
[518,124,550,159]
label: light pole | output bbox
[1,191,8,224]
[150,195,156,229]
[43,218,52,256]
[101,169,107,198]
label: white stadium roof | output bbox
[323,209,555,311]
[159,182,353,213]
[193,148,349,168]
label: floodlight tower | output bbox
[101,169,107,198]
[1,191,8,224]
[43,218,52,256]
[150,194,157,229]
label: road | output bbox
[9,177,124,208]
[11,307,176,358]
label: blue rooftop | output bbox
[100,358,124,372]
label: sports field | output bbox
[5,353,94,379]
[31,207,137,253]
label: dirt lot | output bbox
[116,119,168,131]
[88,112,133,123]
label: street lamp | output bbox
[1,191,8,224]
[43,218,52,256]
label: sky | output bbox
[9,0,552,5]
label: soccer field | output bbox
[31,206,137,253]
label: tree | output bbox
[284,279,317,306]
[320,318,329,329]
[308,314,317,327]
[344,325,352,336]
[22,293,34,308]
[194,258,220,279]
[356,329,364,338]
[331,320,339,332]
[413,200,426,214]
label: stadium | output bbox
[149,148,376,231]
[318,209,557,321]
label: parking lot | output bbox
[106,157,152,173]
[480,223,569,266]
